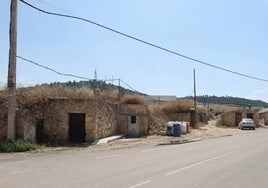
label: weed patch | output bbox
[0,139,37,153]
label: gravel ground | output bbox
[1,120,266,160]
[106,120,260,150]
[59,120,264,152]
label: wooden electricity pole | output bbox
[193,69,197,128]
[7,0,18,140]
[194,69,197,112]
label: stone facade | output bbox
[221,109,259,127]
[0,110,7,141]
[0,99,152,143]
[13,98,118,144]
[118,104,149,137]
[0,98,8,141]
[165,111,207,125]
[259,109,268,125]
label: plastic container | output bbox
[166,121,174,136]
[173,123,181,137]
[181,123,187,134]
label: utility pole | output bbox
[191,69,197,128]
[7,0,18,140]
[118,79,121,102]
[194,69,197,112]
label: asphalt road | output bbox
[1,129,268,188]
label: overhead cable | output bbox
[35,0,74,15]
[17,55,136,92]
[17,56,93,80]
[19,0,268,83]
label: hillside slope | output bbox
[37,82,268,108]
[185,95,268,108]
[44,80,143,95]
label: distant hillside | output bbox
[43,80,144,96]
[40,82,268,108]
[185,95,268,108]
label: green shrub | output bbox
[216,119,224,127]
[214,110,225,117]
[0,139,37,153]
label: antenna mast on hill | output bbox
[94,68,97,80]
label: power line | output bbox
[17,55,93,80]
[120,79,140,94]
[19,0,268,83]
[17,55,139,92]
[17,55,120,82]
[35,0,74,15]
[17,55,186,102]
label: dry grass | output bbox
[120,95,147,105]
[149,99,195,122]
[149,105,161,115]
[96,89,119,103]
[160,99,194,114]
[16,85,96,106]
[0,85,123,108]
[0,86,146,107]
[0,89,8,102]
[203,103,241,112]
[207,111,216,120]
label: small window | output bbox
[131,116,137,124]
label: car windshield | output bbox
[243,118,253,122]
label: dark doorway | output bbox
[36,120,44,144]
[235,113,242,127]
[69,113,86,143]
[247,113,253,119]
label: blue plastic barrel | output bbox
[173,124,181,137]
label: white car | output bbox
[238,118,255,130]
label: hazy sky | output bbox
[1,0,268,101]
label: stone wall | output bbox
[167,112,190,122]
[1,99,150,143]
[16,104,46,142]
[259,112,268,125]
[0,117,7,141]
[0,98,7,141]
[14,99,118,144]
[222,109,259,127]
[265,113,268,125]
[43,98,118,143]
[119,104,149,137]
